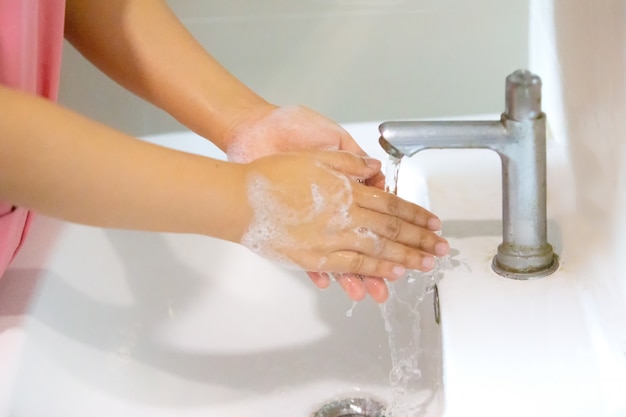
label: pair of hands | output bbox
[223,105,449,303]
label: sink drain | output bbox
[311,397,386,417]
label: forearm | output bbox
[0,85,249,241]
[64,0,270,150]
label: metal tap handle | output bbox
[505,69,542,121]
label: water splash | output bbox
[345,300,359,317]
[381,259,452,416]
[384,155,402,195]
[381,154,454,416]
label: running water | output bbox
[380,154,453,416]
[384,155,402,195]
[381,259,451,416]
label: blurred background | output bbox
[58,0,529,137]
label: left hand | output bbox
[223,105,405,303]
[225,105,385,188]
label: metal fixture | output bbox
[311,398,386,417]
[379,70,559,279]
[433,285,441,324]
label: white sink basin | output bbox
[403,127,626,417]
[1,122,625,417]
[0,123,440,416]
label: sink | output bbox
[0,123,441,416]
[1,121,626,417]
[404,126,626,416]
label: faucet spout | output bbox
[379,70,559,279]
[379,120,507,157]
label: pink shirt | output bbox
[0,0,66,277]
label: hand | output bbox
[225,105,385,188]
[225,105,405,301]
[241,150,449,301]
[226,105,446,302]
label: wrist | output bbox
[195,159,254,243]
[218,100,278,152]
[188,82,276,153]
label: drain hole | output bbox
[311,397,386,417]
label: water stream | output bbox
[380,155,452,417]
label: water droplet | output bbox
[345,301,358,317]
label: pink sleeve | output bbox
[0,206,32,275]
[0,0,66,277]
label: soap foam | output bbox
[240,174,299,268]
[317,257,328,270]
[354,226,382,254]
[310,183,326,214]
[316,162,353,229]
[226,106,341,163]
[241,169,355,271]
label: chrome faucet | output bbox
[379,70,559,279]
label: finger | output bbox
[307,271,331,289]
[352,210,450,256]
[354,184,442,231]
[363,276,390,303]
[311,150,382,179]
[337,129,368,156]
[336,133,386,190]
[341,233,437,272]
[323,251,408,279]
[334,273,368,301]
[366,172,386,190]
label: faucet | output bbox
[379,69,559,279]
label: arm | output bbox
[0,85,248,241]
[62,0,384,187]
[64,0,270,151]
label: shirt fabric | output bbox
[0,0,66,277]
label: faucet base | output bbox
[491,253,560,280]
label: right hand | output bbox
[240,150,449,298]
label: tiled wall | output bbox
[58,0,529,136]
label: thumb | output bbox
[313,150,382,179]
[337,128,368,157]
[337,133,387,190]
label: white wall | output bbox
[530,0,626,361]
[58,0,529,136]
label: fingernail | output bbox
[363,157,381,170]
[391,265,406,278]
[435,241,450,256]
[422,256,435,270]
[427,217,442,231]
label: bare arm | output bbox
[0,85,249,241]
[64,0,271,151]
[63,0,386,188]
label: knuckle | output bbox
[337,151,356,167]
[386,195,400,215]
[385,216,403,240]
[419,232,437,251]
[396,246,419,270]
[349,253,366,272]
[375,237,389,256]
